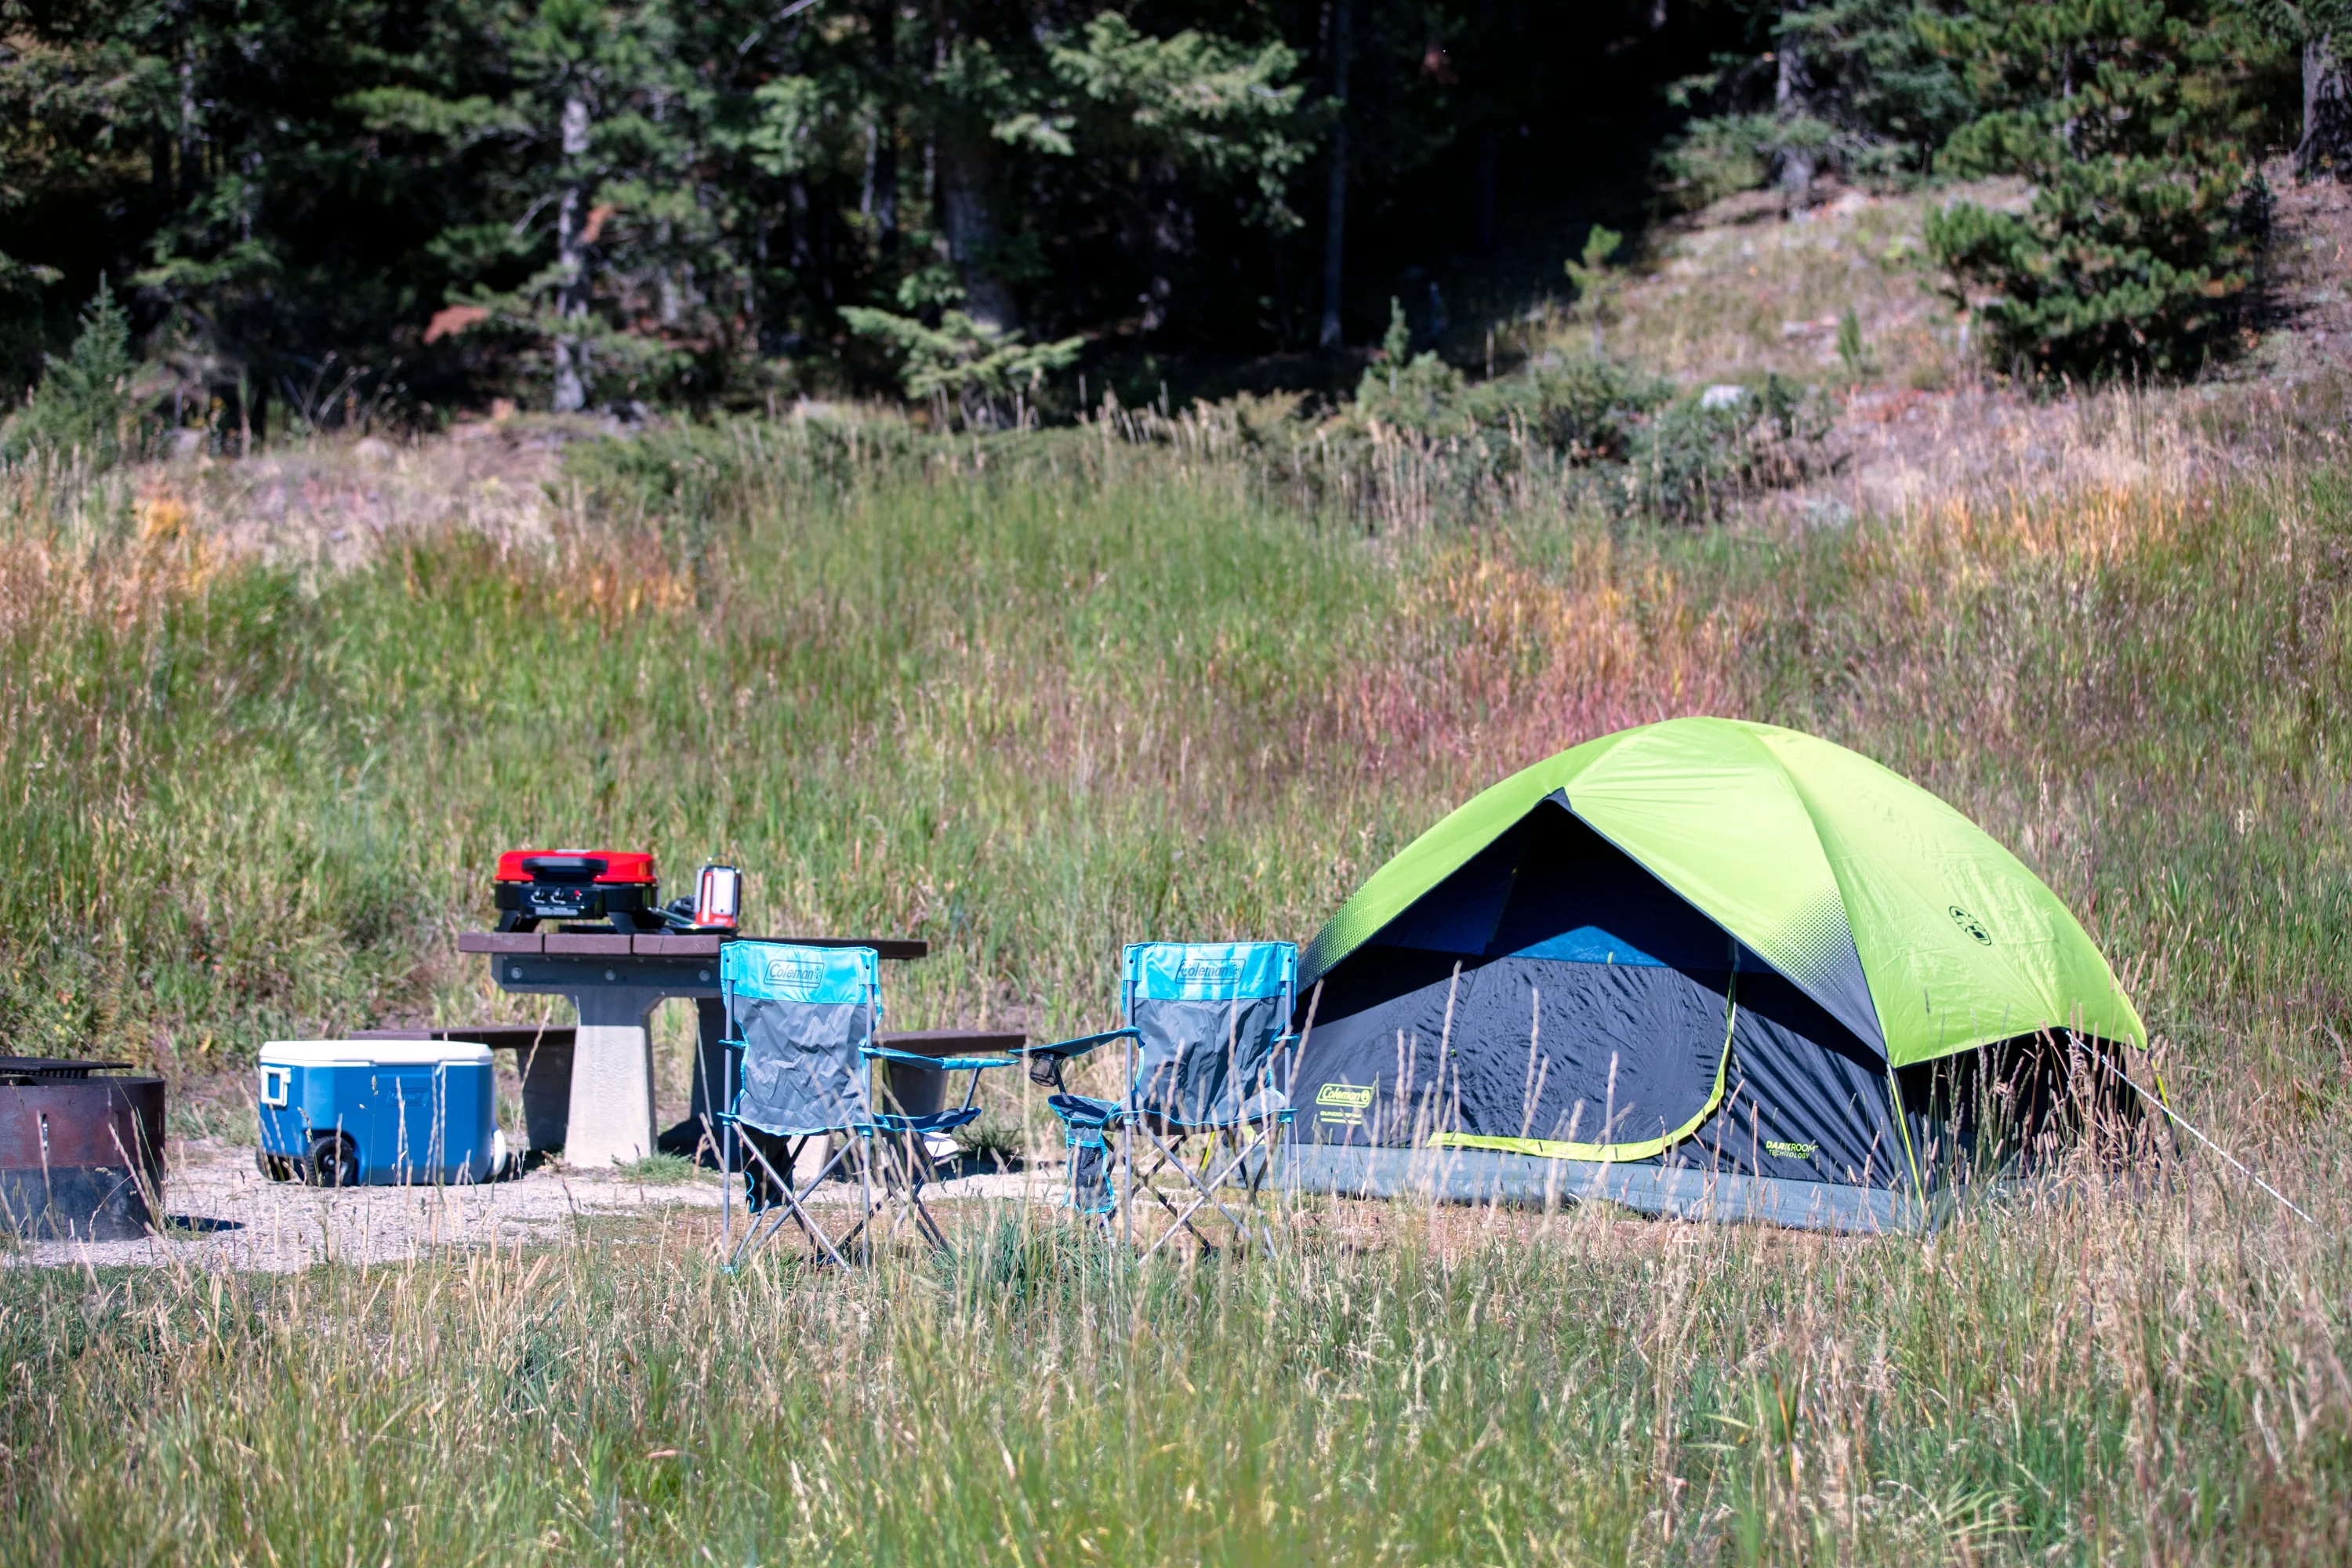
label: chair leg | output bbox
[725,1135,795,1271]
[858,1134,874,1262]
[730,1135,856,1271]
[772,1138,846,1254]
[1138,1152,1214,1241]
[1132,1129,1231,1259]
[848,1131,957,1256]
[1126,1135,1196,1226]
[898,1132,955,1252]
[906,1185,953,1250]
[1114,1131,1225,1257]
[1144,1128,1279,1260]
[1142,1189,1221,1258]
[772,1143,853,1269]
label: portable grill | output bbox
[493,850,742,933]
[494,850,663,932]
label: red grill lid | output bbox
[495,849,659,885]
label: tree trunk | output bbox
[1474,0,1499,252]
[1774,2,1814,198]
[937,128,1017,331]
[151,129,174,214]
[1137,161,1191,338]
[865,116,901,267]
[1475,125,1498,252]
[2300,34,2352,181]
[869,0,899,267]
[1319,0,1353,351]
[551,94,591,414]
[816,180,836,306]
[178,27,203,208]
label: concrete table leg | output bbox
[564,988,663,1168]
[514,1040,576,1155]
[659,997,732,1165]
[691,996,728,1136]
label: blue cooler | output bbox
[256,1040,507,1185]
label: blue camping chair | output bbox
[717,941,1016,1267]
[1022,942,1299,1258]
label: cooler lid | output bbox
[260,1040,494,1067]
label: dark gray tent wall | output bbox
[1283,800,1926,1231]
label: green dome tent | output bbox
[1284,717,2147,1231]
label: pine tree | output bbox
[350,0,769,411]
[2,279,142,466]
[1923,0,2267,379]
[1777,0,1974,176]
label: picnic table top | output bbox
[354,1025,579,1050]
[458,931,929,961]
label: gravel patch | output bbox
[5,1138,1055,1273]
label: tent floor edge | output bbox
[1277,1143,1933,1235]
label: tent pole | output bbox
[1882,1066,1927,1217]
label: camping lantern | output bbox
[693,863,741,929]
[493,849,662,932]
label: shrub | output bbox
[951,1112,1025,1171]
[840,307,1083,430]
[1561,225,1627,357]
[1922,0,2267,380]
[1352,299,1672,460]
[613,1152,701,1185]
[1,281,144,469]
[1338,299,1826,523]
[1622,374,1831,524]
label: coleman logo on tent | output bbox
[1316,1081,1375,1127]
[1947,905,1994,946]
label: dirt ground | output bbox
[3,1138,1054,1273]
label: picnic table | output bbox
[456,931,927,1167]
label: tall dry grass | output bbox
[3,1167,2347,1563]
[0,379,2346,1560]
[1,390,2343,1116]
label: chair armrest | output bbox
[1269,1033,1301,1050]
[1022,1026,1140,1062]
[862,1045,1023,1073]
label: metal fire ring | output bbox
[0,1060,166,1241]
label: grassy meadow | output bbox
[3,269,2351,1555]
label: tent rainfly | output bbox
[1283,717,2149,1231]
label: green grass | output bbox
[1,394,2347,1562]
[1,1190,2345,1563]
[3,413,2340,1113]
[614,1152,706,1185]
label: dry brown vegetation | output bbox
[1,170,2347,1566]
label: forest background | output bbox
[2,0,2344,434]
